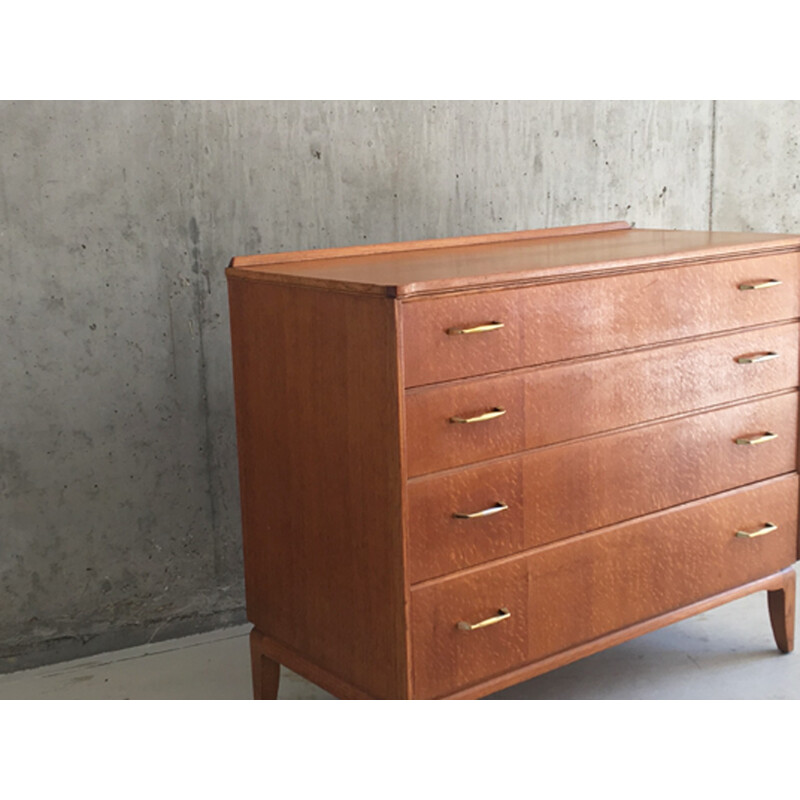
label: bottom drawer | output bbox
[410,474,798,698]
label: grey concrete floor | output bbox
[0,589,797,700]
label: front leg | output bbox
[767,567,795,654]
[250,628,280,699]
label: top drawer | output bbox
[401,252,800,387]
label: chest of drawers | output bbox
[226,221,799,699]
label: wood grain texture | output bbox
[405,323,799,476]
[249,627,375,699]
[407,392,798,581]
[767,568,795,653]
[402,252,800,386]
[411,476,798,697]
[524,474,798,662]
[228,227,800,298]
[227,277,409,699]
[228,225,800,700]
[230,221,631,269]
[250,629,280,700]
[443,567,796,700]
[410,558,529,699]
[407,457,524,583]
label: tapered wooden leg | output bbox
[767,568,795,654]
[250,628,280,699]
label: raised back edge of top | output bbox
[227,220,633,270]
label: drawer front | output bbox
[526,474,799,661]
[407,457,524,583]
[410,475,798,698]
[407,392,798,581]
[402,252,800,387]
[410,558,529,700]
[405,322,799,476]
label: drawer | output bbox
[408,457,525,583]
[405,322,799,476]
[407,392,798,582]
[410,474,799,698]
[410,558,529,700]
[401,252,800,387]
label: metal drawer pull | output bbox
[735,432,778,446]
[736,352,779,364]
[457,607,511,631]
[735,523,778,539]
[449,407,507,424]
[446,322,504,335]
[453,502,509,520]
[738,279,782,290]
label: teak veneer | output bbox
[227,222,800,699]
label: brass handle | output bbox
[453,502,509,520]
[457,607,511,631]
[735,432,778,446]
[738,279,782,290]
[735,522,778,539]
[450,407,506,424]
[736,352,779,364]
[447,322,504,335]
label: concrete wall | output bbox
[1,100,797,671]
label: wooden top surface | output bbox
[226,221,800,298]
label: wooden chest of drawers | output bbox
[226,221,799,699]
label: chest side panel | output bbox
[228,277,408,698]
